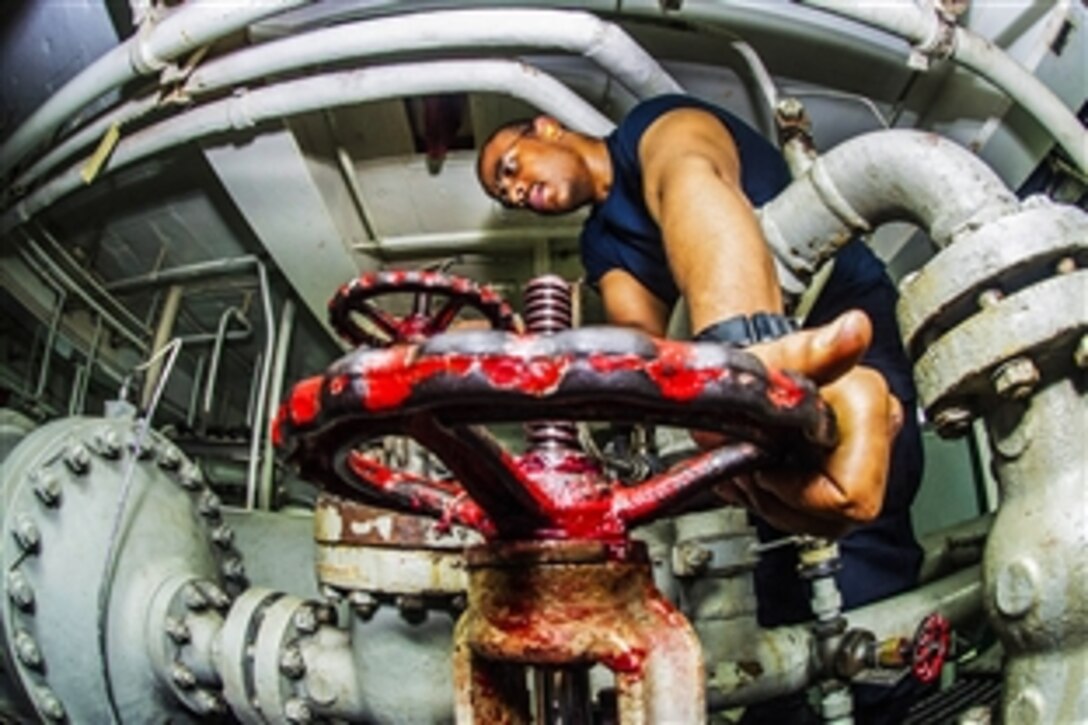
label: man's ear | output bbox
[533,115,563,140]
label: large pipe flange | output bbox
[897,197,1087,435]
[0,415,246,723]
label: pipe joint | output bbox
[227,91,256,131]
[130,22,170,76]
[908,1,959,70]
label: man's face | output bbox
[477,122,593,215]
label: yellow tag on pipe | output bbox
[81,122,121,184]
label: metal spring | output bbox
[522,275,579,452]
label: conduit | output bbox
[1,60,612,237]
[0,0,309,179]
[759,129,1020,297]
[800,0,1088,174]
[10,8,674,202]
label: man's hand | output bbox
[697,310,904,538]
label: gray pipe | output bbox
[707,565,983,709]
[799,0,1087,174]
[758,129,1020,298]
[259,299,295,511]
[245,262,276,512]
[1,59,612,237]
[0,0,308,179]
[11,8,676,196]
[201,306,248,423]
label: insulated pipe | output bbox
[759,129,1020,297]
[188,9,680,100]
[0,0,309,179]
[800,0,1088,174]
[11,8,677,197]
[1,60,612,237]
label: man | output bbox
[477,94,924,723]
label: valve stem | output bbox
[523,276,580,452]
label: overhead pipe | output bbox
[799,0,1088,174]
[758,129,1021,298]
[0,0,309,180]
[1,59,612,237]
[10,8,676,201]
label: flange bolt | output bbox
[7,570,35,610]
[32,471,62,507]
[171,663,197,690]
[280,645,306,679]
[92,428,122,459]
[285,698,313,724]
[37,687,65,721]
[13,514,41,553]
[14,630,43,669]
[64,443,91,474]
[165,616,191,644]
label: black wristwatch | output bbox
[693,312,797,347]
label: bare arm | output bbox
[639,108,782,333]
[598,268,671,337]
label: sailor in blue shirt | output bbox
[478,95,922,723]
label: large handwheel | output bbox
[329,269,521,347]
[274,327,837,540]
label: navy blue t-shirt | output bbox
[580,94,923,622]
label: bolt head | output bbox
[1075,335,1088,369]
[193,689,227,715]
[279,646,306,679]
[32,471,62,507]
[7,571,35,610]
[184,583,209,611]
[293,606,318,635]
[349,591,379,620]
[992,358,1039,400]
[13,514,41,553]
[36,687,65,721]
[64,443,91,473]
[92,428,122,459]
[222,556,246,582]
[157,445,182,471]
[171,663,197,690]
[198,490,222,519]
[14,630,42,669]
[284,698,313,724]
[932,405,973,438]
[199,581,231,610]
[210,523,234,548]
[178,462,203,490]
[165,616,191,644]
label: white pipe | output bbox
[11,8,675,198]
[259,299,295,511]
[800,0,1088,174]
[0,0,309,179]
[189,9,680,99]
[759,129,1020,297]
[1,59,611,237]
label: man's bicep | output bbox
[598,269,670,337]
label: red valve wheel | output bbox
[909,612,951,684]
[329,269,521,347]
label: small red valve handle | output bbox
[908,612,952,685]
[274,327,837,540]
[328,269,521,347]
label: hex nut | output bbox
[184,583,209,611]
[178,462,203,490]
[64,443,91,474]
[932,406,973,438]
[222,556,246,582]
[32,471,62,507]
[1075,335,1088,369]
[165,617,191,644]
[279,646,306,679]
[157,445,182,471]
[13,514,41,553]
[37,687,65,721]
[14,629,42,669]
[210,523,235,548]
[293,606,318,635]
[349,591,379,620]
[193,690,227,716]
[7,570,35,610]
[284,698,313,724]
[992,357,1039,400]
[198,490,222,518]
[171,663,197,690]
[199,581,232,610]
[92,428,122,459]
